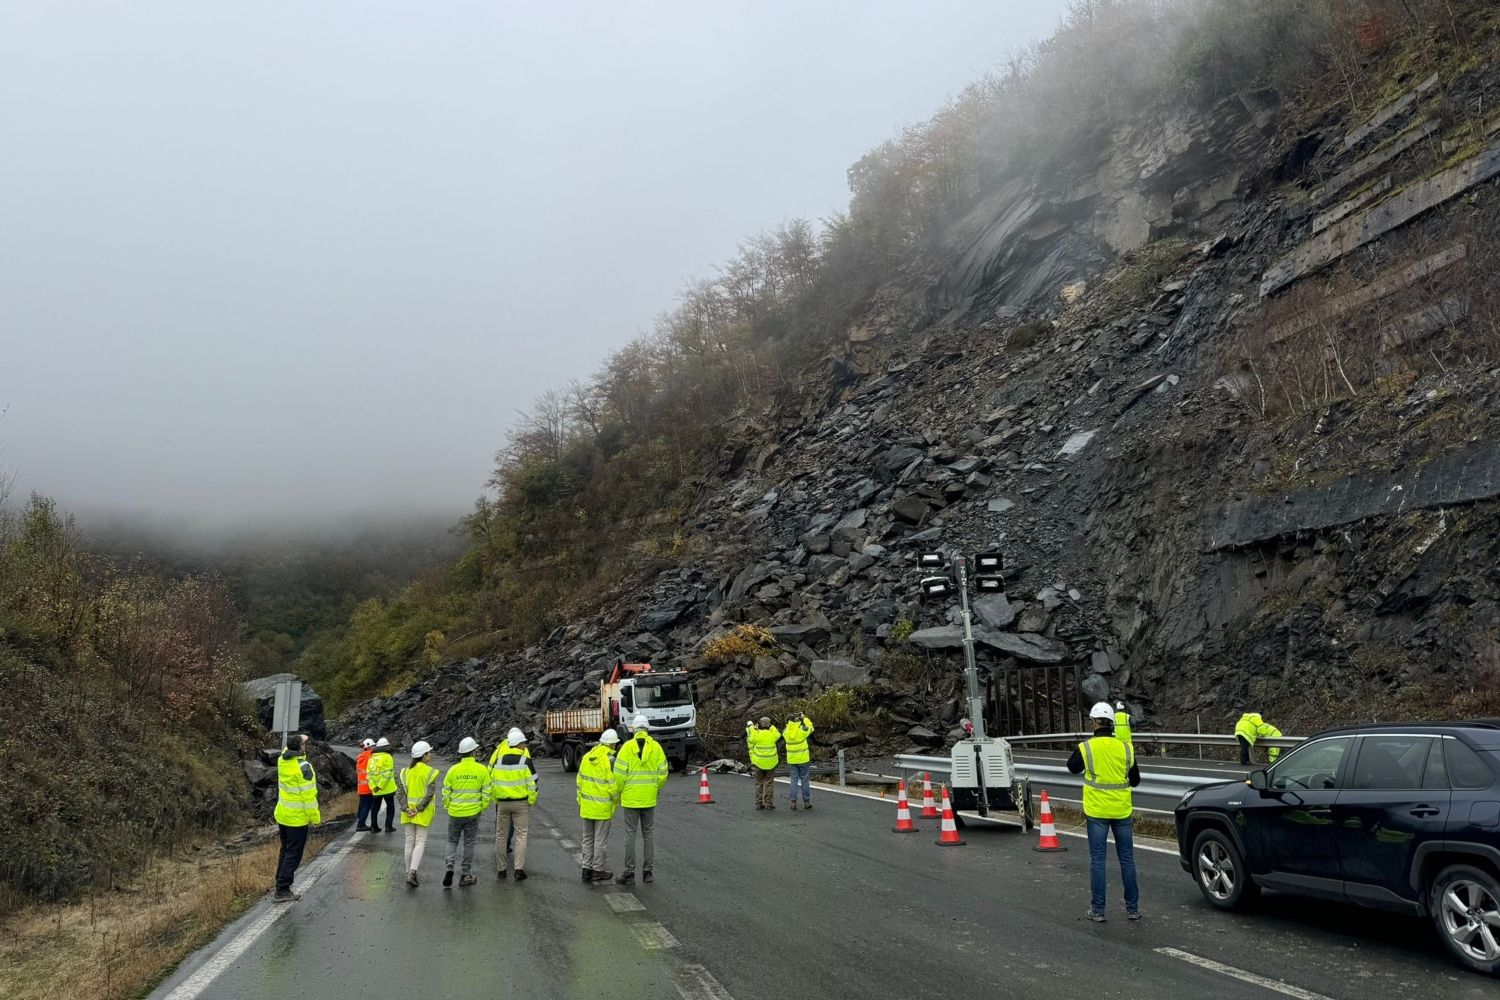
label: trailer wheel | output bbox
[560,743,579,773]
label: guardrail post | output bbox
[837,748,846,786]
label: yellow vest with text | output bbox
[783,719,814,765]
[614,734,668,808]
[1079,735,1134,820]
[274,754,321,827]
[367,751,396,795]
[576,745,618,821]
[747,725,781,770]
[442,756,491,818]
[399,761,438,827]
[489,746,537,805]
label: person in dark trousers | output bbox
[273,733,320,902]
[1068,702,1142,922]
[354,738,375,831]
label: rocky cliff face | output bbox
[338,51,1500,757]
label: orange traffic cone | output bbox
[934,784,966,847]
[697,766,715,804]
[891,779,920,832]
[919,772,939,818]
[1032,789,1067,852]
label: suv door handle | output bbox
[1409,805,1440,818]
[1307,807,1332,818]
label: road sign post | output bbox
[272,679,302,750]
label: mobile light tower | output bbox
[918,549,1013,818]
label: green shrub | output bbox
[702,624,778,665]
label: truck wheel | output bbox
[1429,863,1500,975]
[1191,828,1258,911]
[560,744,579,773]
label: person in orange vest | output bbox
[354,738,376,832]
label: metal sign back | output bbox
[272,679,302,738]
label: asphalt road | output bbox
[151,761,1491,1000]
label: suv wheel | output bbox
[1430,864,1500,975]
[1192,828,1258,911]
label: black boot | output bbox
[442,870,454,889]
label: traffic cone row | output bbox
[891,779,920,832]
[919,772,939,818]
[934,785,965,847]
[697,766,715,804]
[1031,789,1067,852]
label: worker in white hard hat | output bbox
[441,736,491,888]
[577,729,621,881]
[612,714,668,885]
[490,726,538,881]
[1068,702,1142,922]
[397,740,440,887]
[355,738,376,832]
[367,737,397,833]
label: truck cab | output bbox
[607,662,698,771]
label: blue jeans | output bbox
[1086,817,1140,914]
[787,763,811,802]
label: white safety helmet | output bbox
[600,730,621,745]
[360,738,374,749]
[458,736,479,754]
[375,737,390,748]
[507,727,527,744]
[630,714,649,731]
[411,740,432,758]
[1089,701,1116,721]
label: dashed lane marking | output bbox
[159,838,356,1000]
[674,964,735,1000]
[628,921,680,950]
[1154,948,1335,1000]
[604,891,646,913]
[559,838,579,849]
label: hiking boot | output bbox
[581,867,593,881]
[442,870,454,889]
[767,803,776,809]
[272,889,300,903]
[790,802,798,811]
[355,824,371,832]
[406,871,418,887]
[459,874,477,887]
[1127,911,1143,921]
[369,826,382,834]
[496,869,508,880]
[592,870,613,882]
[755,804,764,810]
[513,870,527,882]
[803,802,812,810]
[1084,909,1106,922]
[615,872,635,885]
[642,870,653,883]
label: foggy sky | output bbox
[1,1,1070,524]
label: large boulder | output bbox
[906,625,1069,664]
[240,673,328,740]
[810,659,872,687]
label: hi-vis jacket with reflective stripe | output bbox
[442,756,491,818]
[489,745,537,805]
[1079,736,1135,820]
[746,724,781,771]
[367,751,397,795]
[614,733,669,809]
[274,752,321,827]
[1234,713,1283,760]
[399,761,439,827]
[355,747,372,795]
[783,717,815,765]
[576,744,618,821]
[1114,709,1133,746]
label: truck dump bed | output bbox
[545,707,606,736]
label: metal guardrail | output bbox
[1002,731,1305,750]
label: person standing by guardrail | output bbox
[397,740,439,887]
[1234,712,1283,765]
[367,737,397,833]
[1069,702,1141,922]
[1113,702,1133,747]
[783,713,815,810]
[746,717,782,810]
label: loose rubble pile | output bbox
[339,48,1500,756]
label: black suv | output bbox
[1174,721,1500,975]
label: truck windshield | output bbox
[635,681,692,708]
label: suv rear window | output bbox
[1350,736,1432,790]
[1445,739,1494,789]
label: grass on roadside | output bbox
[0,793,356,1000]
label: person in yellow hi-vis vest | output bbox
[273,733,320,903]
[746,717,782,810]
[612,715,668,885]
[490,727,538,881]
[1114,701,1133,746]
[1234,712,1283,765]
[441,736,491,888]
[397,740,440,888]
[783,713,815,810]
[1068,702,1142,922]
[366,736,397,833]
[577,729,621,882]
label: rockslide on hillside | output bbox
[339,54,1500,758]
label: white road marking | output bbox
[629,921,680,950]
[559,838,579,849]
[1154,948,1335,1000]
[675,963,735,1000]
[573,852,585,865]
[160,838,355,1000]
[604,891,645,913]
[546,826,561,837]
